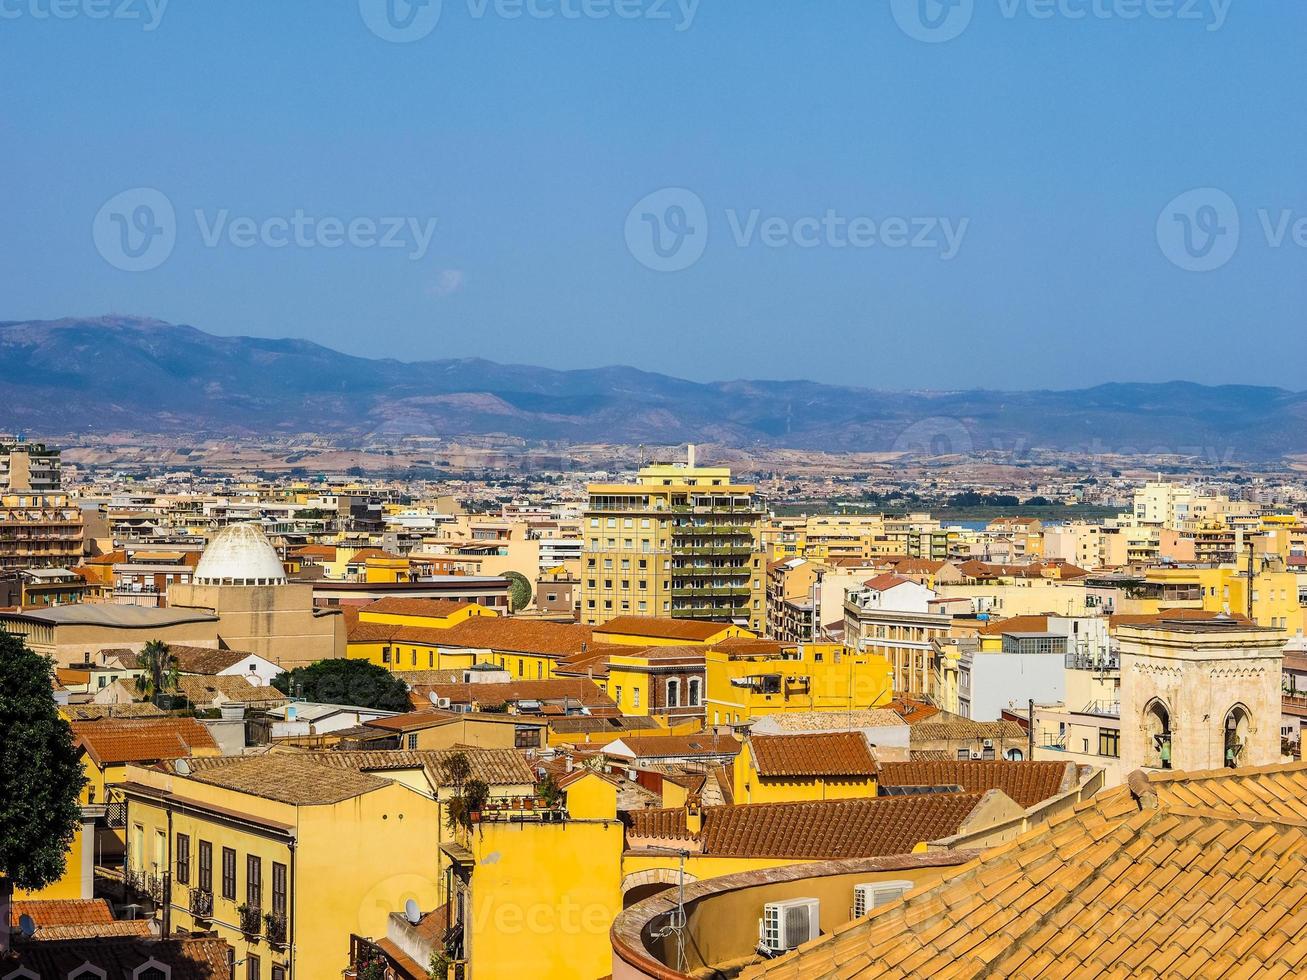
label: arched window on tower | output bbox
[1224,704,1252,768]
[1143,699,1172,770]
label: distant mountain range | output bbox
[1,315,1304,459]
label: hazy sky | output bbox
[3,0,1304,389]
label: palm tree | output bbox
[135,639,179,705]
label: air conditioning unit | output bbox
[971,751,983,760]
[758,898,820,955]
[437,697,452,709]
[982,738,994,749]
[852,881,914,918]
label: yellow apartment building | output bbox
[580,454,766,632]
[119,755,443,980]
[732,731,879,804]
[704,642,892,728]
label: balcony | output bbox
[189,887,214,919]
[1065,652,1119,672]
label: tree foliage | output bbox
[135,638,179,704]
[503,570,533,612]
[0,631,86,891]
[270,659,411,712]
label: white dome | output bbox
[193,524,288,586]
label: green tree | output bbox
[135,639,179,704]
[0,631,86,892]
[271,659,411,712]
[503,570,533,613]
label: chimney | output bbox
[686,795,703,835]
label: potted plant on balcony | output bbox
[237,902,262,937]
[263,910,287,947]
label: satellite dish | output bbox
[18,914,36,938]
[175,759,191,776]
[404,899,421,925]
[429,692,440,706]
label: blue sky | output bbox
[3,0,1304,389]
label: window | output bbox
[272,968,286,980]
[132,824,144,869]
[382,648,391,664]
[537,661,543,679]
[199,840,213,892]
[687,678,701,706]
[956,749,970,760]
[1098,728,1120,758]
[246,953,260,980]
[666,679,680,707]
[407,733,418,750]
[633,688,641,708]
[222,846,236,901]
[247,855,262,910]
[176,833,190,885]
[429,652,434,668]
[518,659,524,676]
[272,862,287,918]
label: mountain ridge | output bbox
[1,315,1303,458]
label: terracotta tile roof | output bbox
[185,754,390,805]
[977,614,1050,636]
[741,763,1307,979]
[750,709,906,733]
[363,708,461,732]
[10,899,113,928]
[72,718,219,766]
[170,644,261,674]
[290,544,336,558]
[23,920,155,940]
[710,637,787,658]
[627,794,991,859]
[4,936,232,978]
[348,547,404,561]
[360,596,476,618]
[593,616,731,642]
[862,572,915,592]
[62,702,166,721]
[749,732,877,778]
[431,617,594,656]
[279,747,535,787]
[1109,607,1254,629]
[907,710,1027,744]
[883,697,941,725]
[876,759,1075,808]
[604,735,742,760]
[173,674,286,706]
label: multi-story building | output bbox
[844,574,951,698]
[580,450,765,631]
[0,492,84,572]
[0,439,61,491]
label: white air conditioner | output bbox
[759,898,820,954]
[437,697,452,709]
[982,738,994,748]
[852,881,914,918]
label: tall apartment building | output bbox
[0,492,85,572]
[580,451,765,631]
[0,440,61,491]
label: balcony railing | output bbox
[1079,700,1121,718]
[189,887,214,919]
[1065,652,1119,672]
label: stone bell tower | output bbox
[1118,618,1284,773]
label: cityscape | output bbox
[5,3,1307,979]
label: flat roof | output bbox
[0,606,219,628]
